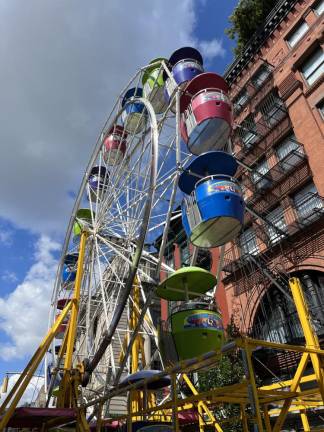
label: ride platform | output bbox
[2,407,76,428]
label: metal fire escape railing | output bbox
[242,141,308,208]
[257,90,287,128]
[233,89,290,166]
[223,192,324,278]
[232,61,273,116]
[293,192,324,228]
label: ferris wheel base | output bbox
[2,407,76,428]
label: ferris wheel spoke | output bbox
[48,60,193,408]
[100,138,152,219]
[97,234,156,284]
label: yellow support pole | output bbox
[64,231,88,372]
[293,384,310,432]
[299,409,310,431]
[289,277,324,400]
[263,405,272,432]
[197,403,205,432]
[0,301,72,430]
[272,352,309,432]
[58,231,88,407]
[273,276,324,432]
[243,340,264,432]
[171,374,179,432]
[182,373,223,432]
[241,404,249,432]
[128,276,147,421]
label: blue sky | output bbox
[0,0,238,398]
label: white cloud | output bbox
[0,374,44,406]
[0,0,225,237]
[0,0,227,364]
[0,230,13,247]
[198,38,226,61]
[0,236,60,360]
[1,271,18,283]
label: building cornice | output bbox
[224,0,299,84]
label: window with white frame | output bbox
[239,115,258,148]
[301,46,324,86]
[275,133,304,171]
[251,64,272,89]
[313,0,324,15]
[293,182,323,223]
[286,21,309,48]
[240,227,259,256]
[251,158,272,190]
[258,91,286,126]
[264,206,287,244]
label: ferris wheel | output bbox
[44,47,241,412]
[2,40,324,432]
[43,47,241,416]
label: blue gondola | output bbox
[179,151,245,248]
[61,253,78,288]
[88,166,109,201]
[62,265,76,285]
[121,87,146,134]
[163,47,204,111]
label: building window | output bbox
[233,88,249,114]
[251,64,272,90]
[313,0,324,15]
[251,158,272,191]
[264,206,287,244]
[258,91,286,127]
[179,240,190,267]
[275,133,304,172]
[238,115,258,148]
[317,99,324,119]
[286,21,309,48]
[252,288,297,344]
[240,228,259,256]
[293,182,323,224]
[301,46,324,86]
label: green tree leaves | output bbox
[226,0,279,56]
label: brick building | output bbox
[158,0,324,378]
[223,0,324,352]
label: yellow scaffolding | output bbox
[96,277,324,431]
[1,267,324,432]
[0,230,89,431]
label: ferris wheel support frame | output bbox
[80,278,324,432]
[0,301,73,430]
[46,62,155,354]
[45,60,180,406]
[113,88,183,386]
[82,96,159,386]
[57,231,89,407]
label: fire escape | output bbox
[222,63,324,378]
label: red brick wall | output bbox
[225,0,324,331]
